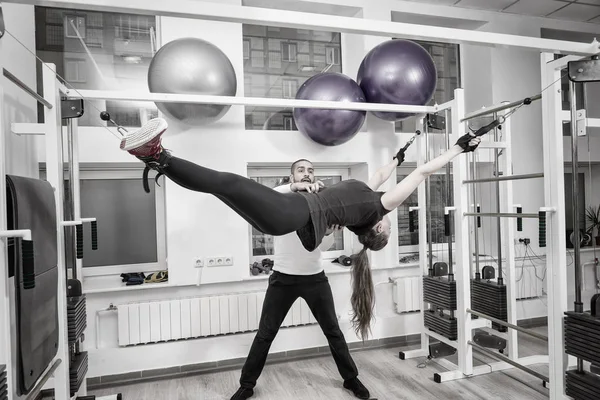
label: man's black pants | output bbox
[239,270,358,388]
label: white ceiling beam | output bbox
[6,0,600,55]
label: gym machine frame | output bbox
[541,52,600,400]
[0,30,119,400]
[400,89,551,383]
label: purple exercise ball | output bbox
[293,72,366,146]
[357,39,437,121]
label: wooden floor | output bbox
[90,327,550,400]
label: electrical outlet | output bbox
[224,256,233,266]
[193,257,204,268]
[216,257,224,266]
[206,257,216,267]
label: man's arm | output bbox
[273,181,324,194]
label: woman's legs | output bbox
[120,119,310,236]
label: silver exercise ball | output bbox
[148,37,237,125]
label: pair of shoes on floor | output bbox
[230,387,254,400]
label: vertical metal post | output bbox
[451,88,473,376]
[494,112,503,285]
[65,119,76,279]
[425,122,433,275]
[42,63,71,399]
[0,36,15,400]
[445,109,453,280]
[569,79,584,374]
[472,153,480,279]
[541,52,569,400]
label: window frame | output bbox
[325,46,340,65]
[46,167,168,277]
[247,167,352,263]
[397,164,455,255]
[64,15,86,38]
[281,41,297,62]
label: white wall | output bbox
[20,0,600,377]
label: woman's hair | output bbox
[350,230,389,340]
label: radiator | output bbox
[117,291,317,346]
[515,265,544,300]
[393,276,422,313]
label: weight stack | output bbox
[471,279,507,332]
[424,309,457,340]
[67,295,87,345]
[566,370,600,400]
[69,352,88,397]
[564,311,600,365]
[423,276,457,310]
[0,364,7,400]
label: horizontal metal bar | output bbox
[464,212,539,218]
[25,358,62,400]
[8,0,600,55]
[477,142,508,149]
[469,341,549,383]
[560,110,600,128]
[66,89,438,114]
[463,173,544,184]
[0,229,32,241]
[462,94,542,122]
[3,68,53,109]
[11,122,46,136]
[467,309,548,341]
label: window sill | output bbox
[83,281,197,294]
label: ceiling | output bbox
[412,0,600,23]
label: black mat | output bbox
[6,175,59,395]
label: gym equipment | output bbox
[148,37,237,125]
[293,72,366,146]
[561,59,600,399]
[1,365,7,400]
[357,39,437,121]
[332,255,352,267]
[6,175,59,394]
[250,258,274,275]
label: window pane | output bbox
[35,6,158,127]
[243,25,342,130]
[80,179,158,267]
[397,170,454,248]
[250,175,343,255]
[394,41,460,133]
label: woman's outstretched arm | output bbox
[380,141,475,210]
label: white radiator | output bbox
[117,291,317,346]
[515,265,544,300]
[393,276,422,313]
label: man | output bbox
[230,159,371,400]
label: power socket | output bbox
[206,257,217,267]
[518,238,530,245]
[193,257,203,268]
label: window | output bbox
[394,40,460,133]
[283,116,295,131]
[65,15,86,38]
[397,165,454,254]
[35,7,158,128]
[247,167,351,261]
[326,47,340,65]
[242,25,342,130]
[282,79,298,98]
[41,167,167,277]
[282,42,297,62]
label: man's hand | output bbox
[325,224,344,235]
[291,180,324,193]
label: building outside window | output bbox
[34,6,158,128]
[242,25,342,130]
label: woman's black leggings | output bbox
[161,156,310,236]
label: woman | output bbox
[120,118,482,339]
